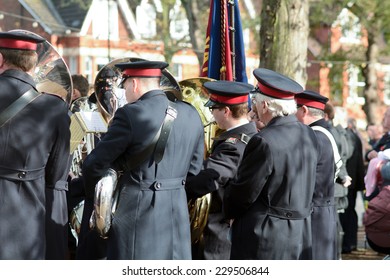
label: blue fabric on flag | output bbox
[231,0,248,83]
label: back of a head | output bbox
[324,103,335,120]
[252,68,303,117]
[0,30,45,72]
[72,74,90,97]
[203,80,253,119]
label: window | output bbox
[92,0,119,40]
[346,63,365,105]
[84,57,92,83]
[136,1,157,39]
[170,0,189,40]
[68,56,78,75]
[333,8,361,44]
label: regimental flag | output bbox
[200,0,248,83]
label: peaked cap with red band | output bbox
[253,68,303,100]
[295,90,329,111]
[0,30,45,51]
[203,80,253,107]
[115,61,168,78]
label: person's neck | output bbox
[226,118,249,131]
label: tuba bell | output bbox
[33,33,73,104]
[178,77,218,246]
[9,29,73,104]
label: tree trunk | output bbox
[259,0,281,68]
[182,0,209,75]
[362,28,383,125]
[260,0,309,87]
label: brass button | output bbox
[286,212,292,218]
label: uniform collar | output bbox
[1,69,36,88]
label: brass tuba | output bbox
[178,77,217,245]
[9,29,73,104]
[33,33,73,104]
[91,57,182,123]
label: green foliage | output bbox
[57,0,92,11]
[309,0,351,27]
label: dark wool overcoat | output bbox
[0,69,70,260]
[224,115,318,260]
[82,90,204,260]
[310,119,338,260]
[186,122,257,260]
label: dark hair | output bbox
[0,48,38,72]
[72,74,90,97]
[229,103,250,119]
[324,103,335,120]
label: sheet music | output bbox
[79,111,108,133]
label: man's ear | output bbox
[132,78,138,92]
[262,100,268,114]
[223,106,230,116]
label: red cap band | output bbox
[0,38,37,50]
[122,68,162,77]
[258,82,295,99]
[295,98,326,110]
[209,94,248,105]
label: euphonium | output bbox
[178,77,217,245]
[89,168,119,239]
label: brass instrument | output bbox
[9,29,73,104]
[91,57,182,124]
[89,168,119,238]
[178,77,217,245]
[34,35,73,104]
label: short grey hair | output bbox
[255,93,297,117]
[307,107,325,118]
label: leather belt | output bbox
[266,205,312,220]
[0,166,45,181]
[132,177,186,191]
[312,198,335,207]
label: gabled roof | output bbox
[19,0,138,38]
[50,0,92,31]
[19,0,69,34]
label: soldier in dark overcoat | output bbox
[295,90,338,260]
[81,61,204,259]
[0,31,70,259]
[185,81,257,259]
[224,68,318,260]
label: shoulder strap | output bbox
[153,100,177,164]
[124,100,177,170]
[0,88,40,128]
[312,125,342,178]
[239,133,251,145]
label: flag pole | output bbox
[228,0,236,81]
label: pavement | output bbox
[341,191,388,260]
[341,226,387,260]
